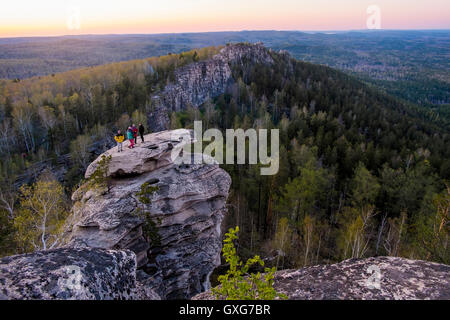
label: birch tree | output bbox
[11,98,34,153]
[14,172,69,252]
[0,188,16,219]
[70,134,92,171]
[383,211,407,256]
[0,118,12,156]
[38,106,57,151]
[338,163,380,259]
[272,217,292,269]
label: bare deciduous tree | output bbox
[12,98,35,152]
[70,134,92,170]
[14,172,69,252]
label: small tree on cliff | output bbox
[135,181,161,246]
[88,154,112,192]
[213,226,288,300]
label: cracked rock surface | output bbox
[0,248,141,300]
[193,256,450,300]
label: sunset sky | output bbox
[1,0,449,38]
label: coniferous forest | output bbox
[0,44,448,270]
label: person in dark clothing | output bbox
[139,123,145,143]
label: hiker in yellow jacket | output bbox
[114,130,125,152]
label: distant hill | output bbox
[0,30,449,110]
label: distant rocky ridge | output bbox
[148,43,274,131]
[193,256,450,300]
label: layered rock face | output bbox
[0,248,141,300]
[194,256,450,300]
[63,130,231,299]
[148,43,274,131]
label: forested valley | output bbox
[1,31,448,118]
[0,44,448,269]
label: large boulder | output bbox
[0,248,147,300]
[193,256,450,300]
[63,130,231,299]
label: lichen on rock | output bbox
[193,256,450,300]
[0,248,143,300]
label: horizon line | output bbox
[1,28,450,40]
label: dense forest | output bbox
[0,44,448,268]
[1,31,448,115]
[171,49,450,267]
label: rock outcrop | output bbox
[193,256,450,300]
[0,248,145,300]
[148,43,274,131]
[63,130,231,299]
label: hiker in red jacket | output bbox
[131,124,138,144]
[127,127,135,149]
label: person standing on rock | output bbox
[114,130,125,152]
[138,123,145,143]
[131,124,138,144]
[127,127,135,149]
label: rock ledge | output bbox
[0,248,142,300]
[193,256,450,300]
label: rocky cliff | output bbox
[64,130,231,299]
[148,43,274,131]
[0,130,231,300]
[193,256,450,300]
